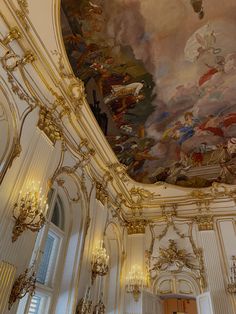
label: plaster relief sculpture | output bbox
[151,239,195,272]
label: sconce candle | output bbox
[12,181,48,242]
[91,241,109,284]
[126,265,146,302]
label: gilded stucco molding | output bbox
[1,50,35,72]
[125,219,149,235]
[77,139,96,164]
[108,162,129,183]
[156,215,186,240]
[148,217,206,289]
[93,171,113,206]
[37,106,62,145]
[194,215,214,231]
[56,178,80,203]
[0,49,38,108]
[8,138,22,168]
[112,187,157,216]
[15,0,29,31]
[130,187,155,204]
[151,239,195,272]
[51,50,74,80]
[1,27,21,45]
[95,181,108,206]
[161,204,178,217]
[190,183,236,202]
[51,50,85,115]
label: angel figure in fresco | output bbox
[199,55,225,86]
[185,24,226,86]
[166,112,199,145]
[196,114,224,137]
[185,24,220,62]
[223,113,236,129]
[195,30,218,60]
[191,142,218,166]
[162,121,182,141]
[218,138,236,184]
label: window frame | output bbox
[17,188,66,314]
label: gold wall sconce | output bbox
[227,255,236,293]
[12,182,48,242]
[126,265,147,302]
[91,241,109,284]
[76,286,92,314]
[8,267,36,310]
[93,293,105,314]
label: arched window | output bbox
[18,190,66,314]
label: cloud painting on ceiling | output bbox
[61,0,236,187]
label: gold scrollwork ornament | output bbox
[1,27,21,45]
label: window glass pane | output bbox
[51,202,60,227]
[36,235,55,284]
[28,294,50,314]
[51,197,64,230]
[28,296,41,314]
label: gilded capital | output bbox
[195,215,214,231]
[126,219,149,235]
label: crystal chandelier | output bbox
[126,265,146,302]
[91,241,109,284]
[12,181,48,242]
[227,255,236,293]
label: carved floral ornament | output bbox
[151,239,196,272]
[147,217,206,289]
[15,0,29,31]
[125,219,149,235]
[95,181,108,206]
[1,50,35,72]
[194,215,214,231]
[129,187,155,204]
[190,183,236,203]
[1,27,21,45]
[37,107,62,144]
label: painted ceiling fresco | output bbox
[61,0,236,187]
